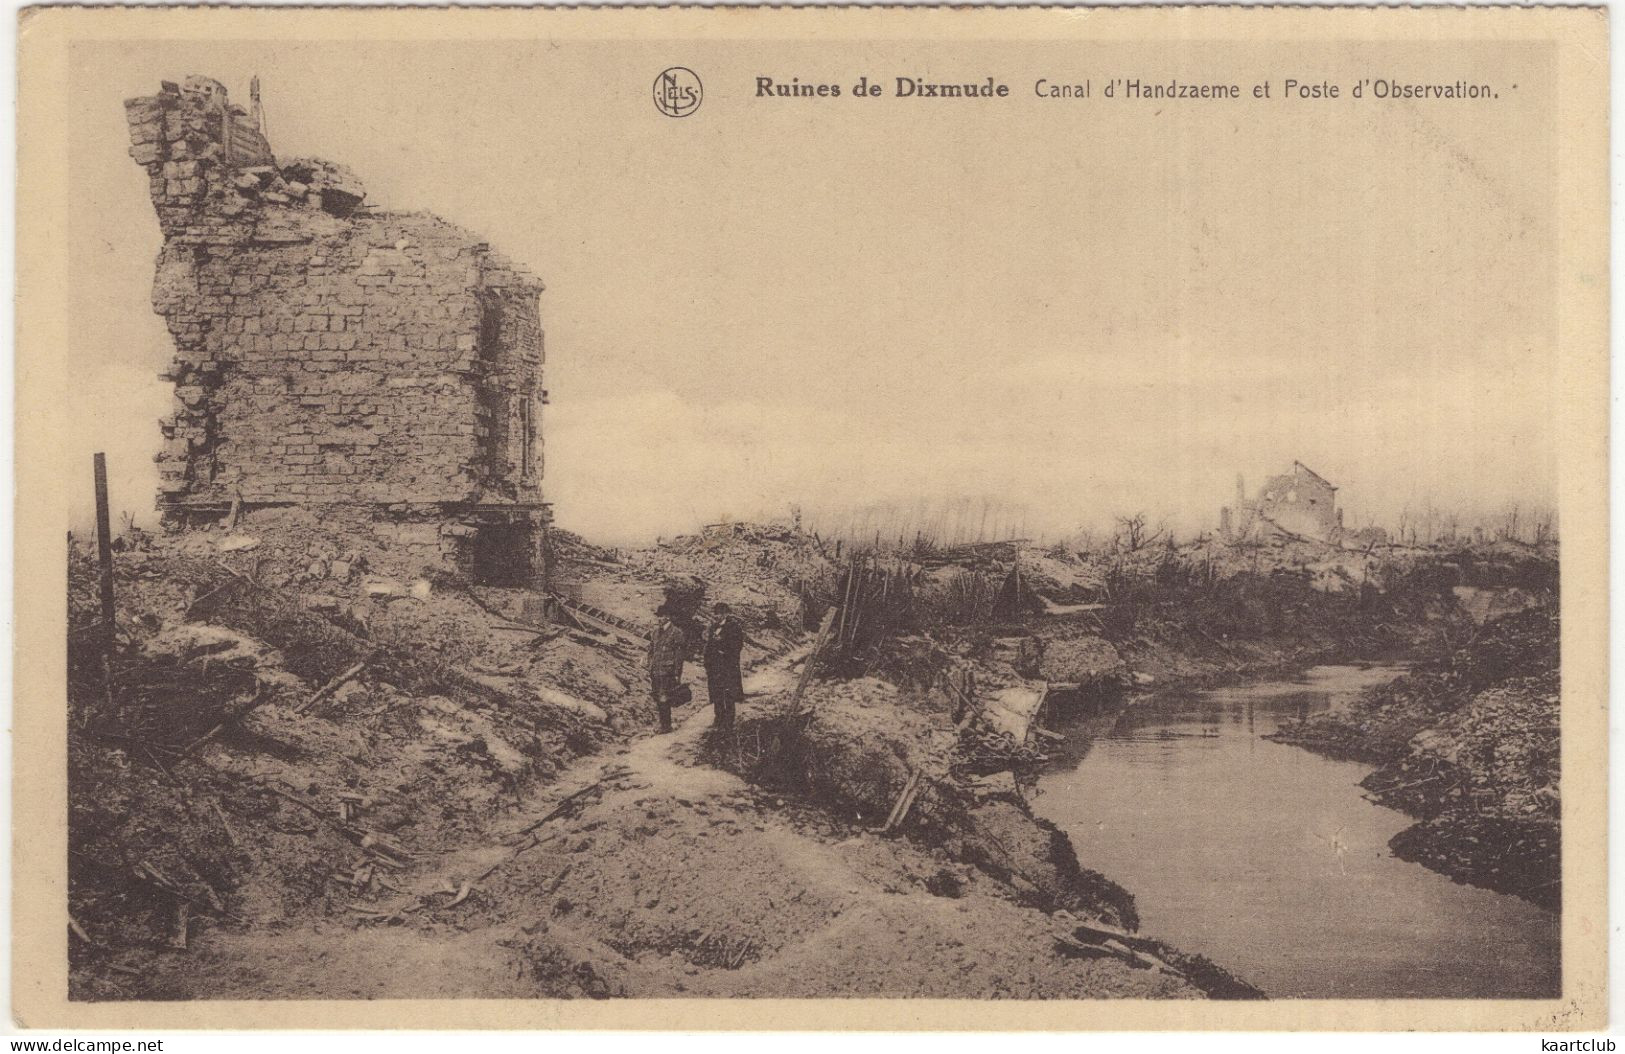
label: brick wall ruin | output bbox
[125,75,550,584]
[1222,461,1343,544]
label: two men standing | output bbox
[646,601,744,734]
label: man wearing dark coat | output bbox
[647,604,688,734]
[702,603,745,732]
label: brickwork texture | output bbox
[126,75,550,582]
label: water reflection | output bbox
[1034,664,1560,1000]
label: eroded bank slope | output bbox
[1271,603,1559,909]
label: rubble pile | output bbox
[548,528,627,575]
[628,523,834,622]
[67,536,648,996]
[725,678,952,817]
[1028,631,1127,687]
[1407,673,1561,820]
[1005,546,1107,599]
[1373,670,1560,907]
[1272,606,1558,762]
[72,514,1240,999]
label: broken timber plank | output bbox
[293,660,368,715]
[889,775,925,833]
[1071,918,1164,955]
[548,593,651,643]
[785,609,838,719]
[509,767,630,840]
[93,454,117,712]
[177,685,272,757]
[880,770,924,833]
[880,771,916,831]
[1053,934,1114,960]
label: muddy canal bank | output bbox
[1034,663,1559,998]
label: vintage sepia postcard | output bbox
[12,4,1610,1032]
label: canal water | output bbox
[1034,664,1560,999]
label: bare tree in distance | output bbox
[1496,502,1523,544]
[1113,513,1167,553]
[1530,505,1557,546]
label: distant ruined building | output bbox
[1221,461,1345,544]
[125,75,549,584]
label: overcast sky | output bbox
[66,37,1557,545]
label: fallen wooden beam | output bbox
[509,766,632,840]
[126,858,245,923]
[880,770,925,833]
[1071,918,1164,955]
[358,832,413,866]
[880,771,916,830]
[785,610,838,718]
[491,623,550,636]
[889,776,925,833]
[177,656,365,757]
[1053,933,1114,960]
[1103,938,1180,975]
[545,592,651,643]
[248,781,414,868]
[293,660,369,715]
[1054,924,1183,976]
[175,686,271,758]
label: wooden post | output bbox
[785,609,837,719]
[93,453,116,707]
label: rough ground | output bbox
[71,518,1545,1000]
[67,523,1237,1001]
[71,666,1201,1000]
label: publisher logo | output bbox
[654,67,703,118]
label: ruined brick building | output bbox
[1221,461,1343,543]
[126,76,549,584]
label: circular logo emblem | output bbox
[654,67,703,118]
